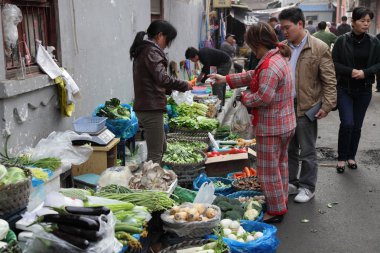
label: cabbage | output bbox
[0,167,26,186]
[0,164,6,181]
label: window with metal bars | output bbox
[1,0,57,79]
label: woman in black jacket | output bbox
[332,7,380,173]
[130,20,192,164]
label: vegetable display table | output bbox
[71,138,120,176]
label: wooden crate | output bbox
[71,138,120,176]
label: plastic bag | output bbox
[193,173,234,196]
[208,220,279,253]
[93,104,138,139]
[172,90,194,106]
[125,141,147,166]
[231,102,252,134]
[2,4,22,57]
[193,182,216,204]
[24,214,121,253]
[160,203,221,237]
[25,131,93,166]
[97,166,132,187]
[36,43,63,79]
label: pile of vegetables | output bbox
[213,196,245,220]
[231,167,257,179]
[166,203,217,222]
[168,140,208,151]
[177,102,209,117]
[243,200,262,221]
[219,219,263,243]
[30,206,111,250]
[232,177,261,191]
[236,138,256,148]
[236,195,266,205]
[129,161,177,191]
[86,202,150,249]
[0,165,27,188]
[96,98,131,119]
[163,142,204,164]
[206,148,247,158]
[95,190,175,212]
[175,241,228,253]
[169,116,219,131]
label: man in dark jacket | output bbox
[185,47,232,105]
[337,16,352,36]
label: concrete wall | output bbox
[0,0,151,153]
[304,12,334,24]
[163,0,204,74]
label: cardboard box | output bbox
[205,153,250,177]
[71,138,120,176]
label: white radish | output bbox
[253,231,264,239]
[237,238,245,243]
[227,234,237,240]
[246,235,255,242]
[220,219,232,229]
[223,228,232,236]
[229,220,240,230]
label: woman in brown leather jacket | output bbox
[130,20,192,164]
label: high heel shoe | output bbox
[347,162,358,169]
[336,165,345,174]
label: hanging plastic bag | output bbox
[231,101,252,134]
[24,131,93,167]
[193,181,216,204]
[2,4,22,57]
[172,90,194,106]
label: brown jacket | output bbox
[286,33,337,117]
[133,40,189,111]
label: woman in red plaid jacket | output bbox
[210,22,296,223]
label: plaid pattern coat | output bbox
[226,49,296,136]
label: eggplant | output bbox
[58,224,104,242]
[81,215,108,223]
[52,230,90,249]
[65,206,110,216]
[40,214,100,231]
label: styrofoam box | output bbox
[27,170,61,211]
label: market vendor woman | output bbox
[130,20,193,164]
[209,22,296,223]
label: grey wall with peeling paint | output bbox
[0,0,204,154]
[164,0,204,77]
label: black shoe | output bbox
[347,162,358,169]
[264,215,284,224]
[336,165,345,174]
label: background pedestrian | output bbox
[332,7,380,173]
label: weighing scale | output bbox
[72,127,115,146]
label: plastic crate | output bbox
[73,116,107,133]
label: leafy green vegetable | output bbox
[96,98,131,119]
[177,102,209,117]
[163,142,204,164]
[169,116,218,131]
[0,167,26,187]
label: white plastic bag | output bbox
[172,90,194,105]
[97,166,132,187]
[36,43,63,79]
[193,182,216,204]
[231,102,252,134]
[24,214,121,253]
[25,131,93,166]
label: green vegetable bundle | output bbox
[163,142,205,164]
[96,98,131,119]
[177,102,209,117]
[169,116,219,131]
[95,191,175,212]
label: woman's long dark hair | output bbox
[245,22,291,58]
[130,20,177,60]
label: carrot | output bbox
[244,167,251,177]
[233,172,244,179]
[250,168,257,177]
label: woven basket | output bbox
[166,132,209,143]
[0,173,32,216]
[161,204,221,238]
[162,151,206,187]
[159,239,231,253]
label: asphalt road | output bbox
[276,89,380,253]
